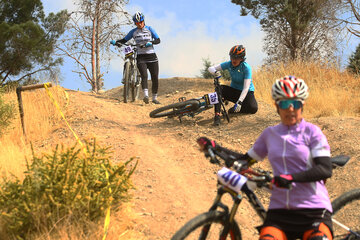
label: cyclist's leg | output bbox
[137,61,149,103]
[302,222,332,240]
[220,85,239,103]
[259,226,288,240]
[240,91,258,114]
[137,62,148,90]
[147,61,159,102]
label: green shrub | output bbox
[199,57,231,80]
[0,89,15,136]
[0,139,137,239]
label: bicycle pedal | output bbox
[178,97,186,102]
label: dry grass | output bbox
[253,61,360,118]
[0,85,68,179]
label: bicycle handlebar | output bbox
[112,41,154,49]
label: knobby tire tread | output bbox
[149,100,200,118]
[331,188,360,239]
[332,188,360,213]
[171,211,241,240]
[123,62,131,103]
[131,68,140,102]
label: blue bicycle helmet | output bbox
[133,11,145,24]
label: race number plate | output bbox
[205,92,219,105]
[123,46,134,56]
[217,167,248,192]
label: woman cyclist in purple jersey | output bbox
[208,45,258,126]
[199,76,333,239]
[112,11,161,104]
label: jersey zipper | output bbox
[283,130,290,209]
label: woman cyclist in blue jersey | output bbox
[199,76,333,240]
[208,45,258,126]
[111,11,161,104]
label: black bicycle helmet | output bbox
[229,45,246,60]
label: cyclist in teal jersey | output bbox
[208,45,258,126]
[114,11,161,104]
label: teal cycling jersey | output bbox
[220,61,254,92]
[124,25,159,55]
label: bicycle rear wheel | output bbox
[131,68,140,102]
[171,211,241,240]
[149,100,200,118]
[332,188,360,239]
[123,62,131,103]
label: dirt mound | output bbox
[51,78,360,239]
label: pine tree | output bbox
[348,43,360,75]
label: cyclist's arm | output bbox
[292,156,332,182]
[238,79,251,103]
[152,38,160,45]
[208,64,222,75]
[216,146,257,166]
[115,29,136,45]
[115,39,127,45]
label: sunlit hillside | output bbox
[253,61,360,118]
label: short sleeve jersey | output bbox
[247,119,332,212]
[124,26,159,55]
[220,61,255,92]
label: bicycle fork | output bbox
[199,186,243,239]
[332,218,360,239]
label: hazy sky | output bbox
[43,0,358,91]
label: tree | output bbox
[230,0,345,63]
[347,43,360,74]
[345,0,360,37]
[200,58,231,80]
[0,0,68,85]
[58,0,131,93]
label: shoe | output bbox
[152,99,160,104]
[143,96,149,104]
[213,115,221,126]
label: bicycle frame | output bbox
[200,183,267,239]
[122,44,140,88]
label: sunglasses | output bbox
[135,21,144,25]
[276,99,303,109]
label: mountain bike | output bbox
[112,42,141,103]
[170,139,357,240]
[149,76,230,123]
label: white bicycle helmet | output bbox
[271,75,309,101]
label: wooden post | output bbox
[16,83,52,139]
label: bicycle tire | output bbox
[331,188,360,240]
[131,68,140,102]
[123,62,131,103]
[149,100,200,118]
[171,211,241,240]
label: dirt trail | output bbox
[48,78,360,239]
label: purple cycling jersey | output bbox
[247,119,332,212]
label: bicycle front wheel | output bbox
[149,100,200,118]
[123,62,131,103]
[171,211,241,240]
[131,68,140,102]
[332,188,360,240]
